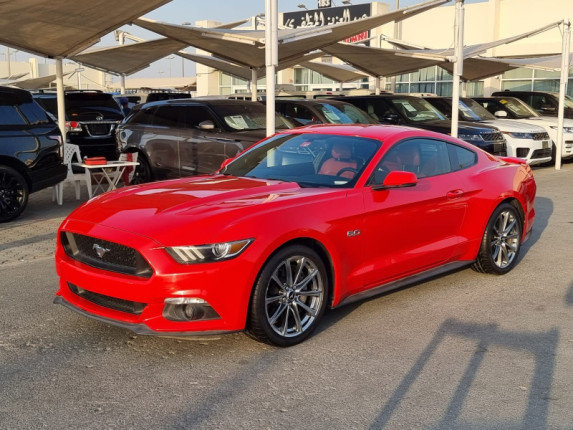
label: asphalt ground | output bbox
[0,163,572,429]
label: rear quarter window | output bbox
[448,144,477,171]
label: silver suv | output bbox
[116,98,293,183]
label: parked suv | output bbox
[473,96,573,162]
[0,86,66,222]
[335,94,507,156]
[491,90,573,119]
[274,98,377,125]
[116,98,293,183]
[423,96,552,165]
[34,90,124,160]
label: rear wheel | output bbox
[0,166,29,223]
[247,245,328,346]
[130,154,152,184]
[472,202,522,275]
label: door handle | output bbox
[447,189,465,199]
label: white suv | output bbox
[424,96,552,165]
[473,96,573,162]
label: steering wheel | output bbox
[336,167,358,177]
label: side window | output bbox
[0,105,26,126]
[290,105,316,124]
[447,143,477,171]
[151,105,181,127]
[368,138,451,185]
[181,106,216,128]
[19,101,52,124]
[128,106,156,125]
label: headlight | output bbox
[458,133,483,142]
[165,239,253,264]
[551,125,573,133]
[503,132,534,139]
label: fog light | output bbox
[162,298,220,322]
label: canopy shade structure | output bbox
[0,73,28,81]
[177,52,253,81]
[321,43,445,78]
[3,73,73,90]
[0,0,172,58]
[135,0,449,69]
[72,38,188,76]
[299,61,368,83]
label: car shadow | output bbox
[518,196,552,256]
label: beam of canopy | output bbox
[0,0,172,58]
[134,0,449,69]
[299,61,368,83]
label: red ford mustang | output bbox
[54,124,536,346]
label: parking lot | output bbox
[1,163,573,429]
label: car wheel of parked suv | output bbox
[130,155,152,184]
[0,166,29,223]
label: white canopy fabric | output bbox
[299,61,368,83]
[0,0,172,58]
[321,43,444,78]
[72,38,188,76]
[134,0,449,69]
[4,74,70,90]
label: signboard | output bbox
[317,0,332,7]
[282,4,372,30]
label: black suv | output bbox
[116,98,293,183]
[274,98,377,125]
[0,86,66,222]
[334,94,507,156]
[491,90,573,119]
[34,91,124,160]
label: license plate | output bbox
[89,124,109,135]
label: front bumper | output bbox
[54,220,258,335]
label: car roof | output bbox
[0,85,33,102]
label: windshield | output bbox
[494,98,540,118]
[459,98,497,121]
[564,94,573,109]
[315,103,376,124]
[391,98,447,122]
[212,103,292,131]
[222,132,380,188]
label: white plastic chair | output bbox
[53,143,89,205]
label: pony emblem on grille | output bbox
[93,243,111,259]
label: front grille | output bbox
[479,131,504,142]
[533,132,550,141]
[68,283,146,315]
[492,141,507,156]
[531,148,552,159]
[61,232,153,278]
[82,121,118,137]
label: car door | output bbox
[359,138,472,291]
[143,105,183,179]
[179,105,234,176]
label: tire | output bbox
[247,245,328,347]
[130,154,152,185]
[472,202,523,275]
[0,166,29,223]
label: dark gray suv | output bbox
[116,98,293,183]
[0,86,66,222]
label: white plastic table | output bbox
[74,160,139,198]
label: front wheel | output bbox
[130,154,152,185]
[472,202,523,275]
[0,166,29,223]
[247,245,328,347]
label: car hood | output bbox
[480,119,546,133]
[66,176,329,245]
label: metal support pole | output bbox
[251,68,258,101]
[555,20,570,170]
[265,0,278,137]
[451,0,464,138]
[55,57,67,145]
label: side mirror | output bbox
[373,170,418,190]
[382,112,400,124]
[218,156,234,172]
[199,120,215,130]
[494,110,508,118]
